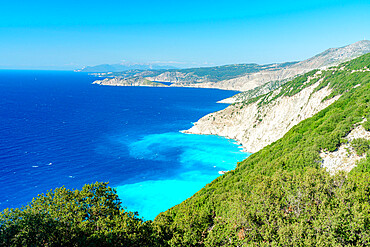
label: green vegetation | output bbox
[228,78,292,103]
[351,138,370,155]
[1,54,370,246]
[0,182,159,246]
[153,53,370,246]
[141,79,168,87]
[362,117,370,131]
[171,62,297,82]
[238,53,370,109]
[111,62,297,83]
[363,121,370,131]
[351,153,370,174]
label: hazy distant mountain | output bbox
[76,62,178,72]
[92,40,370,91]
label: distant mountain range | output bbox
[92,40,370,92]
[76,62,178,72]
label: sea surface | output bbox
[0,70,250,220]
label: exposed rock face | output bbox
[320,124,370,174]
[183,80,340,153]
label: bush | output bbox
[351,138,370,155]
[0,182,158,247]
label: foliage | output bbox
[351,138,370,155]
[0,182,158,247]
[239,53,370,109]
[362,119,370,131]
[351,153,370,174]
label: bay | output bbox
[0,70,250,219]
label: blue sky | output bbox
[0,0,369,69]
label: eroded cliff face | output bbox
[184,80,340,153]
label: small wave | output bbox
[32,165,39,168]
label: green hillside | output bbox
[169,62,297,82]
[109,62,297,83]
[153,53,370,246]
[1,54,369,246]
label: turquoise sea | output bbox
[0,70,250,220]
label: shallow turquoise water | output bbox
[116,132,250,220]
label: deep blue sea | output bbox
[0,70,250,220]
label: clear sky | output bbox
[0,0,369,70]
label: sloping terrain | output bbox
[93,77,168,87]
[93,40,370,91]
[185,62,370,153]
[222,40,370,101]
[153,53,370,246]
[92,62,296,87]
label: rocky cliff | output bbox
[184,57,370,153]
[184,78,340,153]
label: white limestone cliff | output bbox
[183,80,340,153]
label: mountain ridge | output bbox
[76,62,178,72]
[91,40,370,91]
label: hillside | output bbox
[190,40,370,91]
[93,77,169,87]
[1,53,370,246]
[92,62,297,87]
[93,40,370,91]
[222,40,370,102]
[186,53,370,153]
[153,53,370,246]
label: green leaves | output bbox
[351,138,370,156]
[0,182,159,246]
